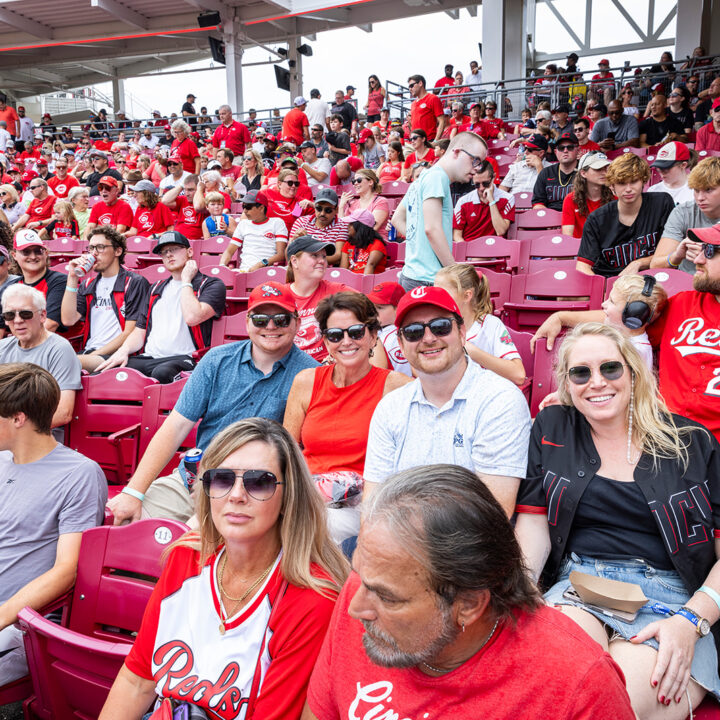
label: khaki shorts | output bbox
[142,467,195,523]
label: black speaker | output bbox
[198,11,221,27]
[297,43,313,56]
[209,37,225,65]
[274,65,290,91]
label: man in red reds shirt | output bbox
[12,179,55,233]
[532,225,720,441]
[84,176,133,240]
[211,104,251,159]
[408,74,446,141]
[591,59,616,104]
[0,94,19,138]
[282,97,311,146]
[433,64,456,91]
[47,158,80,199]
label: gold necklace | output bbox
[558,164,573,187]
[217,553,275,635]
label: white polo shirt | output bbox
[364,359,530,483]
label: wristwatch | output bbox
[261,258,269,266]
[677,606,711,637]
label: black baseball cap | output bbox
[557,131,579,145]
[286,235,336,259]
[522,134,549,151]
[153,230,191,254]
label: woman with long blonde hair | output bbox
[100,417,348,720]
[516,322,720,720]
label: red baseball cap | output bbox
[97,175,119,189]
[20,169,38,183]
[395,286,462,328]
[247,281,297,313]
[598,59,610,66]
[652,83,665,93]
[347,156,364,172]
[688,226,720,246]
[367,281,405,307]
[651,141,690,168]
[712,98,720,111]
[14,228,45,250]
[358,128,374,143]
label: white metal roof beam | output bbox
[0,7,53,38]
[89,0,149,31]
[183,0,229,15]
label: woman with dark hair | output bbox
[516,322,720,720]
[401,129,435,182]
[340,209,387,274]
[377,141,404,185]
[667,85,695,135]
[100,417,348,720]
[561,152,615,238]
[364,75,386,123]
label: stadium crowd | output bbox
[2,51,720,720]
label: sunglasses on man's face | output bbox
[248,312,293,328]
[323,324,367,343]
[702,242,720,259]
[2,309,35,322]
[399,317,455,342]
[201,468,283,500]
[18,247,45,257]
[315,205,335,215]
[475,180,492,188]
[567,360,625,385]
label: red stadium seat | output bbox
[87,195,103,207]
[227,266,287,314]
[125,235,155,254]
[481,267,512,315]
[605,268,694,299]
[45,237,84,258]
[381,181,410,197]
[696,149,720,159]
[487,138,512,151]
[209,311,249,346]
[607,147,647,160]
[509,208,563,242]
[529,339,559,417]
[507,327,534,403]
[136,263,172,284]
[492,154,516,177]
[503,268,605,332]
[363,268,403,292]
[18,519,188,720]
[384,241,405,268]
[519,232,581,273]
[194,235,232,256]
[325,267,367,290]
[66,368,159,484]
[513,191,533,212]
[198,263,239,290]
[452,236,521,273]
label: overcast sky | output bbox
[106,0,677,120]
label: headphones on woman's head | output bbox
[622,275,656,330]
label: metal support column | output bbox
[224,15,244,115]
[482,0,529,84]
[111,77,125,112]
[288,43,303,102]
[674,0,710,60]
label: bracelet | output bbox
[65,285,78,293]
[488,200,498,206]
[667,255,680,269]
[180,282,193,289]
[698,585,720,613]
[121,486,145,502]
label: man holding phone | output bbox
[590,100,640,151]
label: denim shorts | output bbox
[545,553,720,699]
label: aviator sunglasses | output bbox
[201,468,284,500]
[248,313,293,328]
[567,361,625,385]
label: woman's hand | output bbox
[298,198,314,210]
[630,615,699,705]
[538,391,560,411]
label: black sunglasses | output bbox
[2,309,35,321]
[201,468,283,500]
[248,312,293,328]
[475,180,492,188]
[556,144,576,152]
[399,317,455,342]
[409,135,420,141]
[243,203,261,210]
[284,180,300,187]
[323,323,367,343]
[351,178,364,185]
[567,361,625,385]
[702,243,720,259]
[315,205,335,214]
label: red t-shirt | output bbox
[341,239,387,274]
[403,149,436,169]
[212,121,251,155]
[220,165,243,181]
[131,202,175,236]
[377,162,402,185]
[26,195,56,222]
[561,192,605,238]
[47,175,80,199]
[409,93,444,140]
[0,106,19,136]
[591,71,615,89]
[94,140,113,152]
[281,108,310,146]
[125,544,337,720]
[696,123,720,153]
[170,137,200,174]
[89,198,134,228]
[577,140,601,158]
[434,77,455,89]
[308,574,635,720]
[173,194,207,240]
[453,187,516,240]
[443,115,471,138]
[648,290,720,441]
[266,186,313,233]
[287,279,349,361]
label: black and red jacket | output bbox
[139,272,226,352]
[76,266,149,349]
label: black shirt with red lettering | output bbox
[577,192,675,277]
[0,270,68,331]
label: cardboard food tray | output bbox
[569,570,648,613]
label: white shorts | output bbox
[0,623,28,685]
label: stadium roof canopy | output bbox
[0,0,477,98]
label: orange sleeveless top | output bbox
[300,364,390,475]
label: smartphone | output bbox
[607,131,617,140]
[562,588,639,623]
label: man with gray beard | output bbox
[301,465,635,720]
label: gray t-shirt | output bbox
[0,333,82,442]
[590,115,640,143]
[661,201,715,274]
[0,443,107,603]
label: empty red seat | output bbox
[519,232,581,273]
[453,236,521,273]
[510,208,563,242]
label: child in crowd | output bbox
[43,200,79,241]
[202,191,237,238]
[366,281,411,376]
[435,263,526,385]
[340,209,387,275]
[601,274,667,369]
